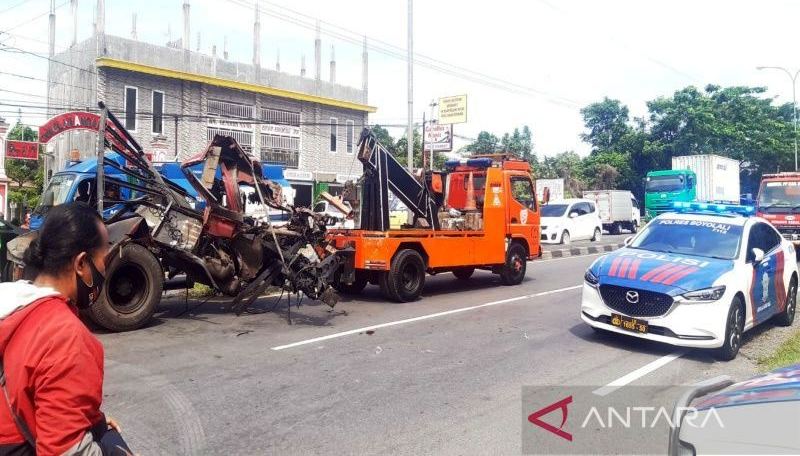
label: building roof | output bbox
[96,57,377,113]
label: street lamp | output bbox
[757,66,800,171]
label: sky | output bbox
[1,0,800,157]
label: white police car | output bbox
[581,202,799,360]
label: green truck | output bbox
[644,154,741,219]
[644,169,696,219]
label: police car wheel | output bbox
[775,278,798,327]
[716,297,744,361]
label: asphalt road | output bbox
[99,252,785,455]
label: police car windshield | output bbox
[541,204,568,217]
[630,218,743,260]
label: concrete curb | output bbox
[539,243,624,260]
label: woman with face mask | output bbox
[0,202,131,455]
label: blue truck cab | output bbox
[31,153,132,230]
[32,155,294,230]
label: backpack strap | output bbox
[0,360,35,448]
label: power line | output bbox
[0,0,68,33]
[0,0,34,15]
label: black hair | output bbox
[22,202,104,277]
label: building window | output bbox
[208,99,254,119]
[124,86,138,131]
[207,127,253,154]
[330,118,337,152]
[152,90,164,135]
[260,107,300,126]
[346,120,354,153]
[261,133,300,169]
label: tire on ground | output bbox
[500,242,527,286]
[716,295,745,361]
[88,243,163,332]
[379,249,426,302]
[452,267,475,280]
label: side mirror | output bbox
[751,248,765,264]
[569,212,579,219]
[624,236,633,246]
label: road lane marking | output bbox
[271,285,582,351]
[592,348,689,396]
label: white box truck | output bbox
[536,178,564,203]
[583,190,640,234]
[671,155,740,203]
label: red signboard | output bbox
[6,140,39,161]
[38,111,101,144]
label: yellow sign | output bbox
[438,95,467,125]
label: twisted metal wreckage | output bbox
[9,103,353,331]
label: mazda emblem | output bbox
[625,291,640,304]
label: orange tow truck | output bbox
[328,129,541,302]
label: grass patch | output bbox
[187,283,216,299]
[759,329,800,371]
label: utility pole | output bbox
[757,66,800,171]
[406,0,414,172]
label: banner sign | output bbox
[6,140,39,160]
[38,112,101,143]
[424,123,453,152]
[261,124,301,138]
[438,95,467,125]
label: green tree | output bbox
[394,130,446,170]
[6,122,43,219]
[371,125,396,154]
[465,131,500,153]
[581,97,631,152]
[538,151,584,197]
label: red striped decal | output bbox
[661,266,699,285]
[650,265,688,284]
[617,258,632,278]
[609,258,622,277]
[640,263,676,282]
[627,259,641,279]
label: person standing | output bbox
[0,202,131,455]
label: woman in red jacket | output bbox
[0,202,131,455]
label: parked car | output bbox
[669,364,800,455]
[313,199,355,229]
[582,202,799,360]
[540,198,603,245]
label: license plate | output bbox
[611,313,648,333]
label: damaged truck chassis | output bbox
[9,103,352,331]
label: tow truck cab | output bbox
[756,172,800,246]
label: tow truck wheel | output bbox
[380,249,426,302]
[88,243,163,332]
[716,296,745,361]
[776,277,797,326]
[452,267,475,280]
[500,243,527,286]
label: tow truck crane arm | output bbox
[357,128,441,231]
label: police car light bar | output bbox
[673,201,755,215]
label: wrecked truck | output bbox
[9,103,351,331]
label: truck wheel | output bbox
[715,296,744,361]
[560,231,571,245]
[379,249,426,302]
[591,227,602,242]
[631,221,638,234]
[500,243,527,286]
[609,223,621,235]
[335,272,368,294]
[775,278,797,326]
[452,267,475,280]
[88,243,163,332]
